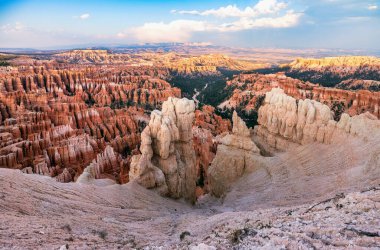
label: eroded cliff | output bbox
[255,88,380,150]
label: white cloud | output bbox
[129,20,209,43]
[216,11,302,31]
[1,22,26,33]
[336,16,372,24]
[171,0,287,18]
[116,32,127,38]
[79,13,90,20]
[0,22,106,48]
[127,11,302,42]
[124,0,302,43]
[368,5,378,10]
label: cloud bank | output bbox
[128,0,302,43]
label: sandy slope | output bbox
[1,135,379,249]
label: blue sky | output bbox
[0,0,379,49]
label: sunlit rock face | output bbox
[284,56,380,88]
[129,97,197,202]
[255,88,380,150]
[287,56,380,69]
[165,54,261,75]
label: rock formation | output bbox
[192,127,216,197]
[165,54,260,75]
[52,50,260,75]
[284,56,380,87]
[336,79,380,91]
[76,145,127,184]
[0,63,181,182]
[287,56,380,69]
[54,50,131,64]
[194,105,231,135]
[220,73,380,119]
[255,88,380,150]
[208,111,261,197]
[129,97,197,202]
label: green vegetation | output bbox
[168,70,239,106]
[215,94,265,128]
[0,61,11,67]
[331,101,345,121]
[169,70,268,128]
[0,54,17,67]
[180,231,191,241]
[286,70,380,88]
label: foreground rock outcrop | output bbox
[208,88,380,198]
[255,88,380,150]
[208,111,262,197]
[129,97,197,202]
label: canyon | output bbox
[0,49,379,249]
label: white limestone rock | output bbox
[129,97,197,202]
[255,88,380,150]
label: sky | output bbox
[0,0,379,50]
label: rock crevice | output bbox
[208,111,262,197]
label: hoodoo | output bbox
[129,97,197,202]
[255,88,380,150]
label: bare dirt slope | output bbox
[1,135,379,249]
[222,134,380,211]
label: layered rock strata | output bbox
[129,97,197,202]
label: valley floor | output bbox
[0,168,379,249]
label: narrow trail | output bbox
[192,83,209,108]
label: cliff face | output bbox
[220,73,380,119]
[284,56,380,87]
[288,56,380,68]
[255,88,380,150]
[165,54,260,75]
[129,97,197,202]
